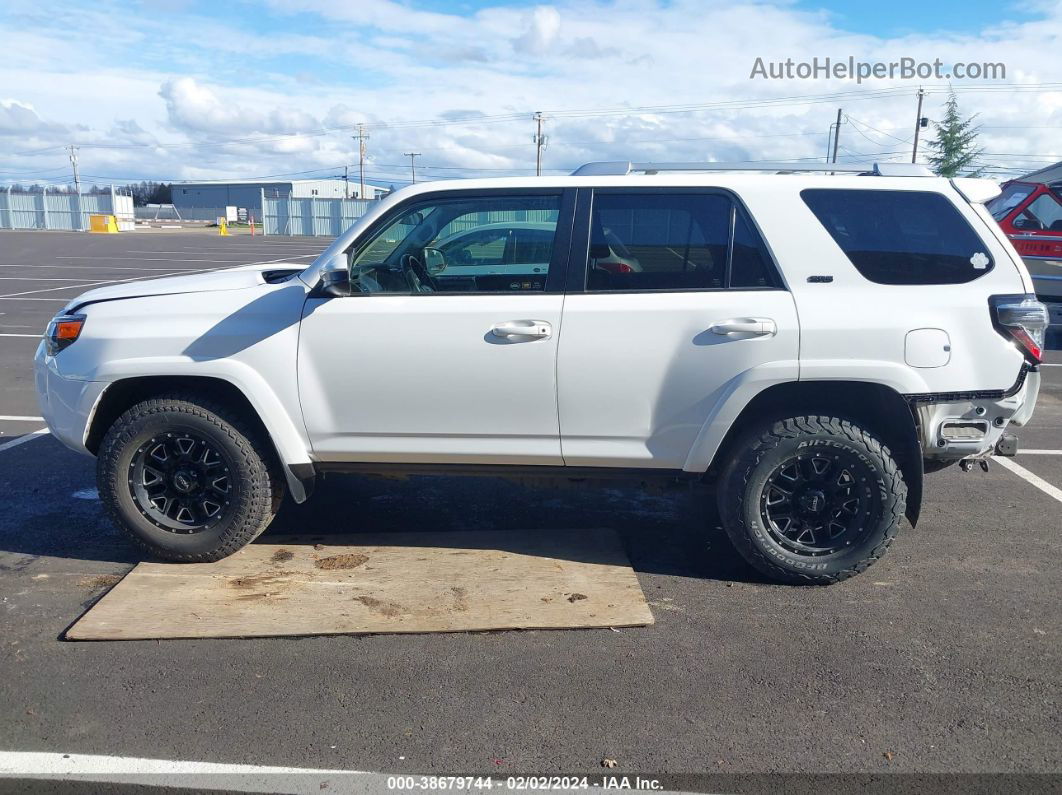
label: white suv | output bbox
[34,162,1049,584]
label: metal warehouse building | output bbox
[172,178,389,211]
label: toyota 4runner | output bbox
[34,161,1049,584]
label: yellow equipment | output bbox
[89,214,119,234]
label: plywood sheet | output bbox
[67,529,653,640]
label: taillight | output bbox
[989,294,1048,364]
[596,261,633,274]
[44,313,86,355]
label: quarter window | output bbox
[801,189,995,285]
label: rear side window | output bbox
[801,189,994,285]
[586,192,779,291]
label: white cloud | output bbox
[1,0,1060,187]
[512,6,562,54]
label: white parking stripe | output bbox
[0,751,369,793]
[0,415,44,421]
[0,265,232,298]
[0,428,48,453]
[56,257,252,263]
[0,264,236,271]
[1019,449,1062,455]
[996,457,1062,504]
[0,333,40,337]
[0,297,67,302]
[0,254,309,298]
[0,276,98,281]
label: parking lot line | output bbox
[0,265,234,298]
[0,333,40,338]
[0,297,67,302]
[55,257,258,263]
[0,264,238,271]
[0,751,369,790]
[1020,449,1062,454]
[996,456,1062,504]
[0,428,48,453]
[0,415,44,421]
[0,276,99,281]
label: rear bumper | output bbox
[918,368,1040,462]
[34,343,106,457]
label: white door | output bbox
[557,189,800,469]
[298,190,574,465]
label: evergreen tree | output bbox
[926,93,984,177]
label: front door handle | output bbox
[492,320,552,339]
[709,317,777,337]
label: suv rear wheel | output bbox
[717,415,906,585]
[97,395,284,562]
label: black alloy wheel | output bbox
[128,430,236,533]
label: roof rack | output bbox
[570,161,934,177]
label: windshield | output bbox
[987,183,1036,221]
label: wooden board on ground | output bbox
[67,529,653,640]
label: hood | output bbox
[65,263,305,312]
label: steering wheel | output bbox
[400,253,437,293]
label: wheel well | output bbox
[708,380,923,526]
[85,376,273,458]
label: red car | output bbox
[988,171,1062,304]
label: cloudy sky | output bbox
[1,0,1060,190]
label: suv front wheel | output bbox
[718,415,906,585]
[97,395,285,562]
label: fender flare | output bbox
[683,359,931,473]
[91,360,315,502]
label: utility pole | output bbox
[353,123,369,198]
[533,112,547,176]
[830,108,842,164]
[67,144,82,231]
[343,165,349,198]
[911,88,926,163]
[403,152,421,184]
[67,144,81,194]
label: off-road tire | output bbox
[717,415,906,585]
[97,395,284,562]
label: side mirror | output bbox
[422,247,447,275]
[317,252,351,297]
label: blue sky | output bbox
[1,0,1059,186]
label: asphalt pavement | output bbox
[0,229,1058,789]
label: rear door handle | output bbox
[492,320,552,339]
[709,317,777,337]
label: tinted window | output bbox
[587,194,731,291]
[731,211,777,288]
[351,196,560,293]
[801,189,994,285]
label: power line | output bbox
[11,82,1062,157]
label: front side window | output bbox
[349,195,560,294]
[801,189,994,285]
[585,192,778,292]
[1014,192,1062,232]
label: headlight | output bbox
[44,313,86,355]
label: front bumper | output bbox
[34,342,107,457]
